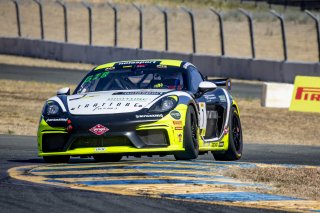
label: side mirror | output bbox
[198,81,217,93]
[57,87,70,96]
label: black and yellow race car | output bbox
[38,59,243,163]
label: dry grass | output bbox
[1,79,320,146]
[225,166,320,200]
[0,0,318,62]
[0,80,76,135]
[0,54,94,70]
[237,98,320,145]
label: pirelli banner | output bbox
[290,76,320,113]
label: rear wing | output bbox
[208,78,231,90]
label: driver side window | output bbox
[188,66,203,93]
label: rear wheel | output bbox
[174,106,199,160]
[43,155,70,163]
[213,106,243,161]
[93,154,122,162]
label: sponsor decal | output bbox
[136,64,146,68]
[113,91,164,96]
[175,127,183,130]
[83,72,109,83]
[106,97,149,101]
[45,118,68,122]
[118,61,158,65]
[212,142,219,147]
[290,76,320,113]
[218,95,227,102]
[199,102,207,134]
[295,87,320,101]
[170,110,181,120]
[178,133,183,142]
[95,147,106,152]
[73,101,146,111]
[89,124,109,135]
[136,114,163,119]
[204,94,217,101]
[219,142,224,147]
[157,64,167,69]
[173,121,182,125]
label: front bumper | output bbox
[38,110,186,156]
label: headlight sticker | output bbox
[170,110,181,120]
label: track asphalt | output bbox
[1,135,319,212]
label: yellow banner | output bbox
[289,76,320,113]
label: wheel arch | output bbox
[232,102,240,116]
[187,101,199,123]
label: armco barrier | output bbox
[0,37,319,83]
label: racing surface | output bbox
[1,134,320,212]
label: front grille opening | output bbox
[69,136,133,150]
[42,133,68,152]
[136,129,168,146]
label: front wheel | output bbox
[93,154,122,162]
[212,106,243,161]
[43,155,70,163]
[174,106,199,160]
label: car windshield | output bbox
[75,68,185,94]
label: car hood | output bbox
[67,89,171,115]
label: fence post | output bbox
[270,10,287,61]
[33,0,44,39]
[239,8,255,58]
[156,6,169,51]
[209,8,225,56]
[11,0,21,37]
[107,2,118,47]
[181,7,196,53]
[82,2,92,45]
[132,3,143,49]
[305,10,320,62]
[56,0,68,42]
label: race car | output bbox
[38,59,243,163]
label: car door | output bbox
[188,66,227,141]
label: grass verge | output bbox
[224,166,320,200]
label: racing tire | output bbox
[93,154,122,162]
[174,106,199,160]
[212,106,243,161]
[43,155,70,163]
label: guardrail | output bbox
[1,37,319,84]
[2,1,320,62]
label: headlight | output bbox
[148,96,178,113]
[43,101,62,116]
